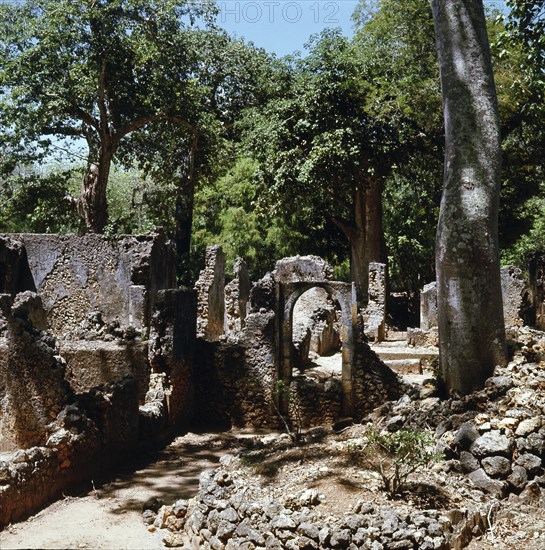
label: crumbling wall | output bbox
[501,266,527,333]
[224,257,250,334]
[192,275,277,428]
[147,288,197,434]
[0,292,70,452]
[293,287,340,358]
[13,232,175,337]
[194,256,400,429]
[195,245,225,341]
[0,236,36,296]
[0,377,139,527]
[420,281,438,331]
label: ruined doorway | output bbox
[276,281,357,416]
[292,287,342,372]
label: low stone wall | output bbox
[151,459,488,550]
[0,377,139,527]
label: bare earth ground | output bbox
[0,432,247,550]
[2,426,545,549]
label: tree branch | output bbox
[114,113,197,144]
[332,216,357,241]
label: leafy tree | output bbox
[431,0,508,394]
[0,0,215,233]
[240,30,398,303]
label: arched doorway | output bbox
[276,281,357,416]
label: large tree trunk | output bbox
[432,0,507,395]
[77,146,113,234]
[174,177,195,284]
[365,174,387,265]
[351,185,369,304]
[174,130,199,283]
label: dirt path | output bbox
[0,432,244,550]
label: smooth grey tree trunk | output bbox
[431,0,507,394]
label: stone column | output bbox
[363,262,386,342]
[195,245,225,341]
[224,257,251,334]
[420,282,438,331]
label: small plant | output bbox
[272,379,303,443]
[355,426,442,497]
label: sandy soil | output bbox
[0,432,244,550]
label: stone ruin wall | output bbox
[0,233,196,526]
[193,252,402,430]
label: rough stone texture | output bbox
[363,262,387,342]
[192,310,277,429]
[195,256,401,428]
[406,327,439,348]
[0,236,36,296]
[59,340,150,403]
[196,245,225,341]
[148,288,197,432]
[153,461,488,550]
[224,258,251,334]
[0,293,70,451]
[293,287,340,358]
[272,256,333,284]
[0,377,139,527]
[528,253,545,331]
[420,282,438,331]
[9,232,176,337]
[501,265,527,331]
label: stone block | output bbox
[420,282,437,331]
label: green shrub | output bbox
[352,426,442,497]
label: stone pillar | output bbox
[500,266,527,330]
[529,254,545,331]
[363,262,386,342]
[224,257,251,334]
[420,282,438,331]
[195,245,225,341]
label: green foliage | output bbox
[0,156,79,233]
[350,426,442,497]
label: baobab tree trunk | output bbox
[432,0,507,395]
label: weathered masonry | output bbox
[0,233,196,526]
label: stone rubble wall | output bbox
[192,310,277,429]
[196,245,225,341]
[363,262,387,342]
[148,288,197,433]
[150,457,488,550]
[0,292,70,451]
[501,265,528,333]
[0,233,197,526]
[420,282,438,332]
[0,237,36,296]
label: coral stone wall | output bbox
[15,232,176,337]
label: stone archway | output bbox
[276,280,357,416]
